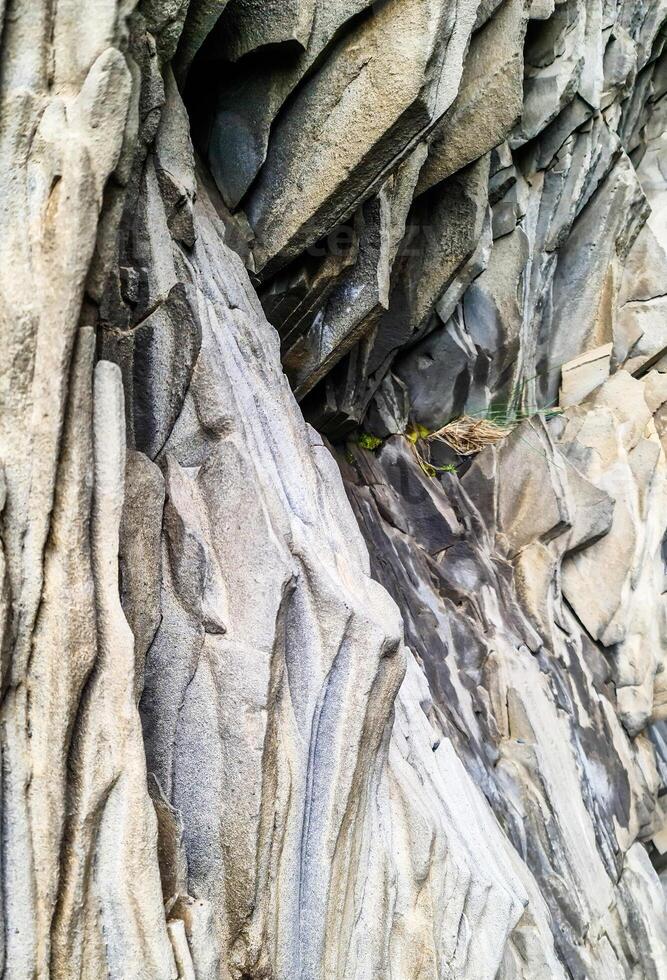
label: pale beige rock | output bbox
[120,451,166,700]
[559,341,613,407]
[0,4,174,975]
[558,372,667,734]
[616,223,667,369]
[167,919,197,980]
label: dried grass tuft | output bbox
[428,416,513,455]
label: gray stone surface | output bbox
[341,401,667,977]
[416,0,528,195]
[243,0,481,276]
[2,0,667,977]
[204,0,378,208]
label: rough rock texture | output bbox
[1,0,667,979]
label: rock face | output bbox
[0,1,666,979]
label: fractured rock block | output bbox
[416,0,528,195]
[281,145,426,398]
[559,342,613,407]
[203,0,379,208]
[244,0,481,276]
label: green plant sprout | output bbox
[406,370,566,477]
[353,369,566,477]
[356,432,383,451]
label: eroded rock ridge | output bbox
[0,0,666,977]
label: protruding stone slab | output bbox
[244,0,481,276]
[559,342,613,407]
[416,0,527,195]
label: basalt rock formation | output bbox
[1,0,667,978]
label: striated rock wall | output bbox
[0,0,666,978]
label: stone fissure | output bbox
[1,0,667,977]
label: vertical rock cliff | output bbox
[0,0,666,977]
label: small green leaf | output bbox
[357,432,383,451]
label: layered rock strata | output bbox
[0,0,666,978]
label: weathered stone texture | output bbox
[1,0,666,977]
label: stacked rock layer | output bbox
[0,0,666,978]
